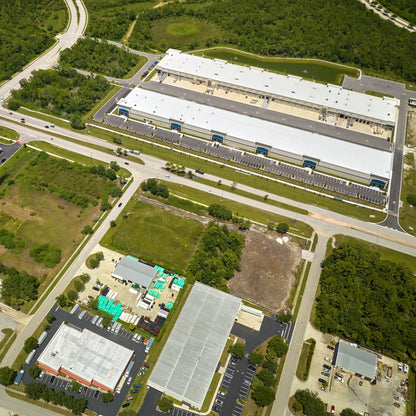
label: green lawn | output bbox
[399,157,416,236]
[152,17,223,50]
[195,48,360,85]
[331,235,416,273]
[101,196,205,273]
[0,125,19,140]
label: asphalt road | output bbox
[142,81,392,152]
[343,74,411,230]
[271,235,329,416]
[0,142,21,166]
[0,0,86,103]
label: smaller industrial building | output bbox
[37,322,134,392]
[334,341,377,381]
[148,282,241,409]
[111,256,157,291]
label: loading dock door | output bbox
[119,108,129,117]
[212,134,224,143]
[370,179,386,189]
[303,160,317,169]
[170,123,182,132]
[256,146,269,156]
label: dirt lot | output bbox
[406,110,416,147]
[228,227,302,312]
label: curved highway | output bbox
[0,0,87,103]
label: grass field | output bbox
[160,181,313,238]
[0,148,115,311]
[195,48,360,85]
[330,235,416,273]
[152,17,223,50]
[101,196,205,273]
[0,125,19,141]
[88,125,385,222]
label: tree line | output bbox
[315,242,416,361]
[25,381,87,415]
[129,0,416,83]
[60,37,141,78]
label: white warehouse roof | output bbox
[157,49,398,125]
[38,323,133,391]
[118,88,392,180]
[147,282,241,409]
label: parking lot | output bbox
[214,356,257,416]
[22,305,148,416]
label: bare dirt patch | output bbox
[406,110,416,147]
[228,227,302,312]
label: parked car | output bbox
[318,378,326,384]
[398,363,402,372]
[319,386,327,392]
[321,371,330,377]
[122,403,130,408]
[323,364,331,370]
[331,405,335,414]
[335,376,344,383]
[324,357,332,362]
[130,389,139,394]
[404,364,409,373]
[126,396,133,401]
[327,345,335,350]
[133,384,142,388]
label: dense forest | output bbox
[83,0,156,40]
[128,0,416,83]
[187,222,245,291]
[9,66,109,120]
[377,0,416,24]
[315,242,416,360]
[60,38,142,78]
[0,0,66,82]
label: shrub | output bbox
[0,367,17,385]
[256,368,275,387]
[230,342,246,359]
[29,365,42,379]
[251,385,275,407]
[24,336,38,354]
[276,222,289,234]
[208,203,232,221]
[81,225,94,235]
[157,396,173,413]
[29,243,61,268]
[407,194,416,206]
[101,392,113,403]
[268,335,288,357]
[249,350,264,365]
[67,290,78,302]
[74,280,85,292]
[294,389,326,416]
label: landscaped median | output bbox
[296,338,316,381]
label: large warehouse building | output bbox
[156,49,399,128]
[147,282,241,409]
[117,88,392,186]
[37,323,134,392]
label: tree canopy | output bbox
[10,66,110,119]
[294,389,326,416]
[0,0,66,82]
[187,222,245,290]
[60,37,141,78]
[315,242,416,360]
[230,342,246,359]
[0,367,17,385]
[129,0,416,83]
